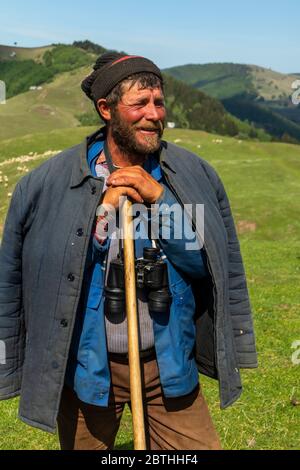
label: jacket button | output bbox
[68,273,75,282]
[52,361,59,369]
[77,228,83,237]
[60,319,68,327]
[91,186,96,194]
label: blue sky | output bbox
[1,0,299,73]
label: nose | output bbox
[144,101,164,121]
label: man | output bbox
[0,52,257,450]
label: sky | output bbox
[0,0,299,73]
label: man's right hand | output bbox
[101,185,144,209]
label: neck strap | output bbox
[103,140,117,174]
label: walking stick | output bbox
[121,198,147,450]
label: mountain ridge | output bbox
[0,41,292,142]
[164,62,300,143]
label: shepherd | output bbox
[0,52,257,450]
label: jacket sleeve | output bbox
[203,162,258,368]
[0,183,26,399]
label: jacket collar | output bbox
[70,127,176,189]
[159,140,177,174]
[70,127,106,188]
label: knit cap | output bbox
[81,52,163,103]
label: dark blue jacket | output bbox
[0,128,257,433]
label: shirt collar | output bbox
[88,141,104,177]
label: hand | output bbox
[106,166,163,205]
[101,185,144,209]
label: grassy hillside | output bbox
[250,65,296,101]
[164,63,254,99]
[2,44,298,141]
[164,63,300,143]
[0,62,253,141]
[0,44,95,99]
[0,66,93,139]
[0,42,268,140]
[0,44,53,61]
[0,127,299,449]
[164,63,295,102]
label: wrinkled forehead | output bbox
[121,79,164,98]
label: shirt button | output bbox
[68,273,75,282]
[76,228,83,237]
[60,319,68,327]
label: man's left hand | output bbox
[106,166,163,204]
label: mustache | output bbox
[135,121,165,133]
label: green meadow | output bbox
[0,128,299,449]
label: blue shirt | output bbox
[65,140,207,406]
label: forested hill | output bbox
[0,42,269,140]
[164,62,300,143]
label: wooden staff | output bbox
[121,198,146,450]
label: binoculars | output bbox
[104,247,171,316]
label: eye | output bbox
[155,100,165,108]
[131,101,147,109]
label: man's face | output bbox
[109,81,166,156]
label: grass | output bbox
[0,66,93,140]
[0,128,299,449]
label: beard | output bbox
[109,108,165,158]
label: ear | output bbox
[96,98,111,121]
